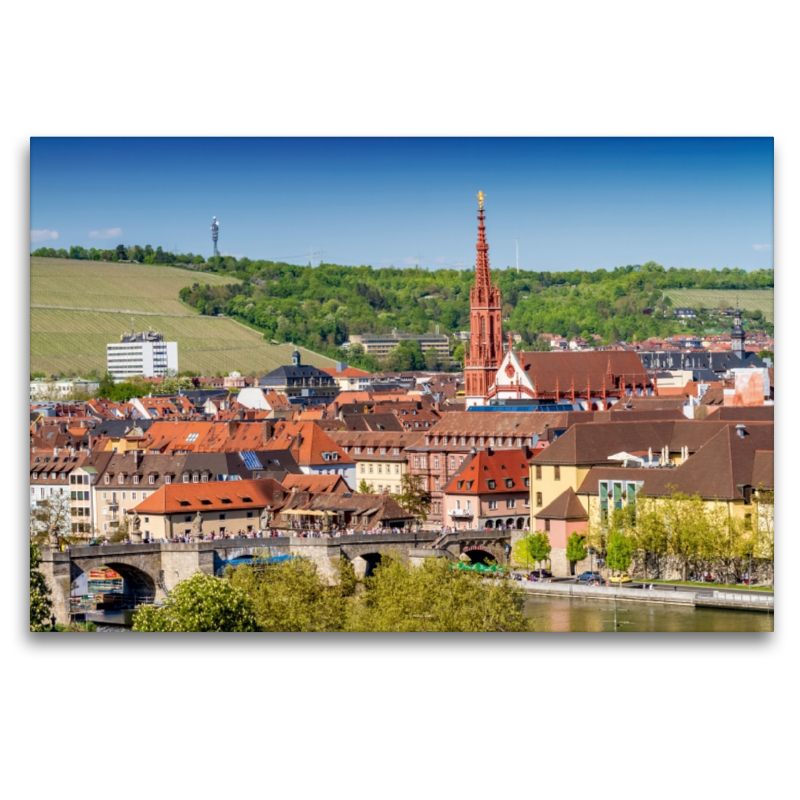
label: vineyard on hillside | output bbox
[30,307,335,377]
[664,288,774,323]
[30,258,235,316]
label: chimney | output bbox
[262,419,274,443]
[227,420,238,437]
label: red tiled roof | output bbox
[443,447,532,495]
[281,474,349,494]
[262,421,354,466]
[133,477,285,515]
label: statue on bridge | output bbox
[130,512,143,544]
[192,511,203,539]
[259,507,272,532]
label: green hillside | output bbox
[30,257,235,315]
[29,258,335,377]
[663,288,774,323]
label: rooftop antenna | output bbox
[211,216,219,258]
[515,238,520,273]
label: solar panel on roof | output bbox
[239,451,264,470]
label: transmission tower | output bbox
[211,216,220,258]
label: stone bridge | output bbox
[39,529,515,624]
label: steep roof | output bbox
[751,450,774,489]
[531,420,744,466]
[703,406,774,422]
[417,410,589,438]
[516,350,650,393]
[534,487,589,520]
[443,447,531,495]
[262,421,354,466]
[640,425,774,501]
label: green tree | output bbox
[565,533,588,573]
[397,473,432,523]
[606,530,634,576]
[358,478,374,494]
[132,573,258,632]
[346,554,531,632]
[30,542,54,631]
[512,532,552,572]
[423,347,440,371]
[228,556,347,632]
[452,343,465,366]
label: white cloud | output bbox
[89,227,122,239]
[753,243,772,251]
[30,229,58,243]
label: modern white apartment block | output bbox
[106,330,178,382]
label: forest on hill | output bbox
[34,244,773,372]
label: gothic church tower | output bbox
[465,192,503,407]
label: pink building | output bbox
[441,447,533,531]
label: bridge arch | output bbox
[461,547,497,565]
[70,560,157,602]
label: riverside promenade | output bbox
[514,580,774,613]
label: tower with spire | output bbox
[465,192,503,407]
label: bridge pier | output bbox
[38,549,72,626]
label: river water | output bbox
[89,598,773,632]
[523,595,774,632]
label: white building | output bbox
[106,330,178,382]
[30,378,99,401]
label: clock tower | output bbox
[465,192,503,407]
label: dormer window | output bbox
[104,475,110,484]
[133,475,139,485]
[487,480,496,490]
[505,478,514,489]
[165,475,171,484]
[149,475,155,484]
[183,474,190,483]
[118,475,124,484]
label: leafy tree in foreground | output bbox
[512,532,552,572]
[227,557,347,632]
[132,573,258,632]
[346,554,531,632]
[30,543,53,631]
[566,533,588,573]
[358,479,374,494]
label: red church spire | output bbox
[465,191,504,405]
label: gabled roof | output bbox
[640,425,774,501]
[262,421,354,466]
[443,447,532,495]
[515,350,651,392]
[534,487,588,520]
[281,474,349,494]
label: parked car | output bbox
[577,571,602,583]
[528,569,552,579]
[608,573,632,584]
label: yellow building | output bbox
[328,431,420,495]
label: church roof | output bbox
[514,350,650,393]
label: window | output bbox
[554,466,561,480]
[141,492,147,500]
[380,448,386,455]
[505,478,514,489]
[369,464,373,474]
[393,448,400,455]
[184,516,192,523]
[367,447,374,455]
[524,497,530,507]
[377,464,382,474]
[183,474,189,483]
[489,500,498,510]
[149,475,155,484]
[450,457,456,470]
[219,513,226,520]
[487,480,496,489]
[360,464,365,474]
[355,447,362,455]
[434,477,440,491]
[433,456,439,470]
[545,519,551,533]
[165,475,171,484]
[133,475,139,485]
[507,498,516,509]
[118,475,124,484]
[121,491,126,500]
[104,475,110,484]
[414,456,419,469]
[132,492,137,500]
[535,465,542,480]
[536,493,543,507]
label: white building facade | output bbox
[107,334,178,382]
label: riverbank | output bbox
[514,580,775,613]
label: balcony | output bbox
[450,508,474,518]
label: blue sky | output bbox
[30,137,774,272]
